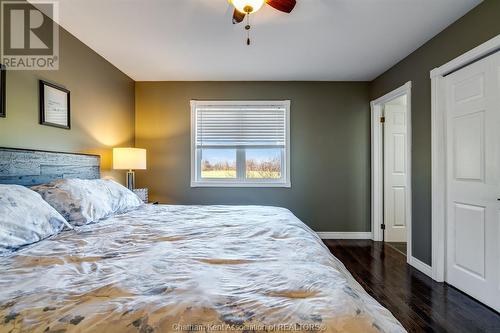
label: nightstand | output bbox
[133,188,148,203]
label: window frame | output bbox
[190,100,291,188]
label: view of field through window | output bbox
[201,148,281,179]
[201,149,237,178]
[246,148,281,179]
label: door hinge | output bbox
[380,116,385,123]
[381,224,386,230]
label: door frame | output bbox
[370,81,412,264]
[430,34,500,282]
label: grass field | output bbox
[202,170,236,178]
[201,170,281,179]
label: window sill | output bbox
[190,181,291,188]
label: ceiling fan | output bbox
[229,0,297,45]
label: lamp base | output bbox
[126,170,135,190]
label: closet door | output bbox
[445,51,500,310]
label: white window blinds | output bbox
[195,104,287,147]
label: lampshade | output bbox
[113,148,147,170]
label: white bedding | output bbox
[0,205,406,332]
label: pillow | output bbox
[31,179,143,226]
[0,185,72,254]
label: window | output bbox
[191,100,290,187]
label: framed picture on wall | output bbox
[0,64,6,118]
[39,80,71,129]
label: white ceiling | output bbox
[42,0,482,81]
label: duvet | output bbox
[0,205,406,333]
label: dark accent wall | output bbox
[0,1,135,183]
[135,82,371,232]
[370,0,500,265]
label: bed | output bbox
[0,148,406,333]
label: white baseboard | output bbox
[409,255,433,278]
[317,232,373,240]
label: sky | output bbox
[202,148,280,164]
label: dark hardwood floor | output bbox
[386,242,407,255]
[324,240,500,333]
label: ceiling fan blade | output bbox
[232,9,246,24]
[266,0,296,13]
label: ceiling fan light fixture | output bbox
[231,0,265,14]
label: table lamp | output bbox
[113,147,147,190]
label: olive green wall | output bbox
[135,82,371,232]
[0,9,135,183]
[370,0,500,265]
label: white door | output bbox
[445,51,500,310]
[384,100,408,242]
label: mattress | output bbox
[0,205,406,332]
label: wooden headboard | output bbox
[0,147,100,186]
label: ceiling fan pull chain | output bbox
[245,14,251,45]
